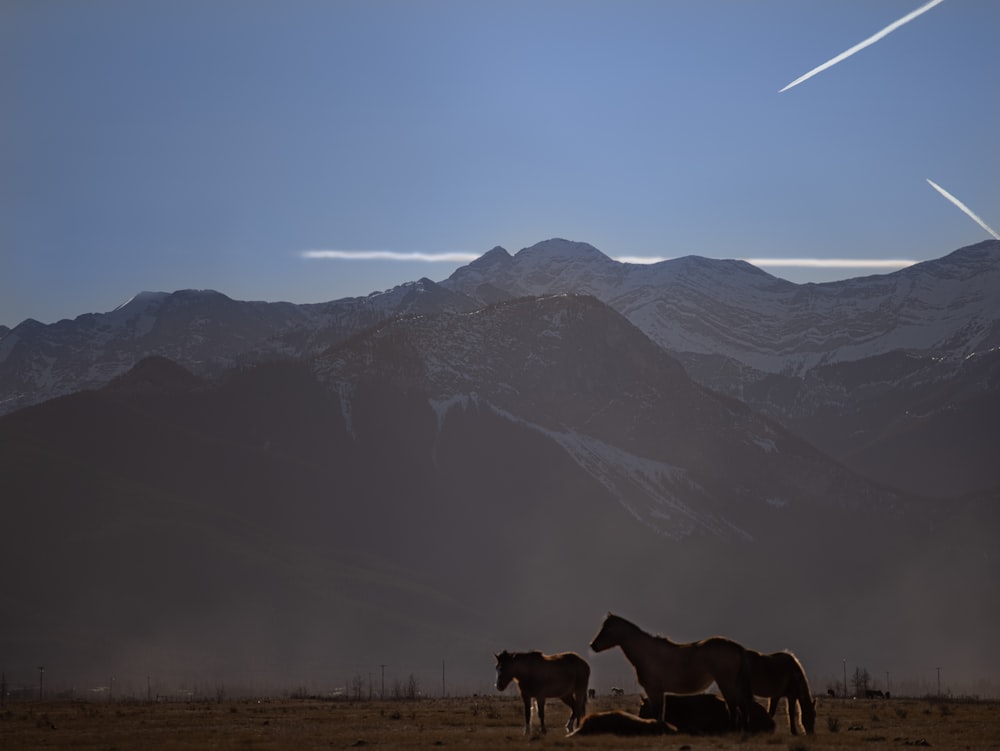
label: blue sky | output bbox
[2,0,998,326]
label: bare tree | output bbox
[406,673,419,700]
[350,674,365,701]
[852,667,871,698]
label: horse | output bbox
[494,650,590,735]
[746,649,816,734]
[639,694,775,735]
[569,710,672,737]
[589,613,754,731]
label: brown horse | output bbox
[494,650,590,735]
[569,710,671,737]
[639,694,775,735]
[747,649,816,734]
[589,613,754,731]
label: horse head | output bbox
[801,697,817,734]
[495,650,515,691]
[589,612,625,652]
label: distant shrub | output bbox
[827,715,840,733]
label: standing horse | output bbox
[589,613,754,731]
[494,650,590,735]
[746,650,816,734]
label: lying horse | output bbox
[569,710,672,737]
[639,694,775,735]
[747,649,816,734]
[495,650,590,735]
[590,612,754,730]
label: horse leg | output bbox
[537,697,547,734]
[560,695,576,732]
[647,690,665,724]
[789,698,800,735]
[521,695,532,736]
[720,684,750,731]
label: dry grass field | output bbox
[2,694,998,751]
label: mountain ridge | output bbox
[5,291,991,695]
[1,238,998,498]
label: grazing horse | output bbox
[495,650,590,735]
[589,613,754,731]
[569,710,671,737]
[639,694,775,735]
[747,649,816,735]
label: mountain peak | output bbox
[516,238,607,261]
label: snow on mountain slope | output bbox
[314,294,901,540]
[442,238,1000,375]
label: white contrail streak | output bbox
[926,179,1000,241]
[301,249,480,262]
[616,256,916,269]
[779,0,946,93]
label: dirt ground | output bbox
[2,694,998,751]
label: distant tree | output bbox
[351,674,364,701]
[852,667,871,698]
[406,673,419,700]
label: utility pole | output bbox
[843,660,847,699]
[380,665,386,700]
[442,661,446,698]
[936,667,941,697]
[38,666,44,702]
[886,671,890,696]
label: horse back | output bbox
[518,651,589,696]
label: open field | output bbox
[2,695,999,751]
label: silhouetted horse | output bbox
[747,649,816,734]
[639,694,775,735]
[569,710,671,737]
[495,650,590,735]
[589,613,754,730]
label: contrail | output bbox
[301,249,480,262]
[926,179,1000,240]
[779,0,946,93]
[616,256,916,269]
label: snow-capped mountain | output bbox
[8,292,990,694]
[2,237,997,496]
[442,238,1000,376]
[0,281,478,416]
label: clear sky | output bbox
[2,0,998,327]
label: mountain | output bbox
[2,238,998,499]
[0,282,479,417]
[2,294,993,696]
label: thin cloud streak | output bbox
[618,256,916,269]
[926,179,1000,241]
[779,0,946,93]
[301,249,480,262]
